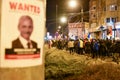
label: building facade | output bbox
[68,22,89,39]
[89,0,120,39]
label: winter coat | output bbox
[68,41,74,48]
[93,42,99,51]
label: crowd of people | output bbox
[47,38,120,61]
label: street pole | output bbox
[62,26,63,38]
[114,22,116,39]
[77,25,78,39]
[0,0,46,80]
[81,8,84,39]
[56,4,58,32]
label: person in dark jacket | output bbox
[99,40,107,58]
[92,39,99,58]
[84,40,91,55]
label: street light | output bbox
[60,17,67,23]
[68,0,77,8]
[58,25,61,29]
[68,0,84,39]
[57,25,61,33]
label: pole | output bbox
[77,25,78,39]
[62,26,63,38]
[0,0,45,80]
[114,22,116,39]
[56,4,58,31]
[81,8,84,39]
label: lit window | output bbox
[106,18,110,23]
[111,17,117,23]
[110,4,117,11]
[106,17,117,23]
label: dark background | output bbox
[46,0,90,36]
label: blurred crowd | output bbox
[46,38,120,60]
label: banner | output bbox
[68,23,84,39]
[0,0,45,67]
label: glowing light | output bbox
[68,0,77,8]
[60,17,67,23]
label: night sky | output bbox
[46,0,90,36]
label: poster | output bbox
[68,23,84,39]
[0,0,46,67]
[106,26,112,39]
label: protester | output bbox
[68,39,74,54]
[47,37,120,63]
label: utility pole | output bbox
[56,4,58,32]
[81,8,84,38]
[0,0,46,80]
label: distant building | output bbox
[68,22,89,39]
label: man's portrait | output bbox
[12,15,37,49]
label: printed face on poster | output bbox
[0,0,45,67]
